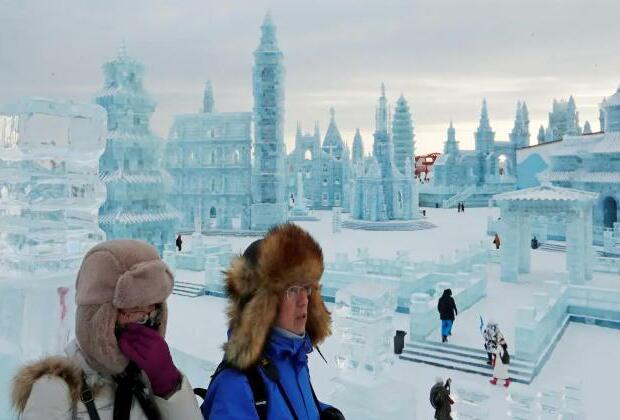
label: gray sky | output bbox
[1,0,619,154]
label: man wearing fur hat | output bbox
[11,240,203,420]
[201,223,345,419]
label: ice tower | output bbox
[250,13,288,230]
[95,45,178,253]
[0,98,106,362]
[391,94,415,175]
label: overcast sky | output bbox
[2,0,619,154]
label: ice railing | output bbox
[515,282,620,364]
[322,244,489,342]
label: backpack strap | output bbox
[80,373,101,420]
[206,358,269,420]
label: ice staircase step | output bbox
[405,341,535,371]
[399,340,535,384]
[172,281,206,297]
[539,243,567,253]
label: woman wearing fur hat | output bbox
[11,240,203,420]
[201,223,345,420]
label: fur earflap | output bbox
[224,223,332,369]
[11,356,82,413]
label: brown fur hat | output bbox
[75,239,174,374]
[224,223,331,370]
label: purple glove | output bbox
[118,323,181,397]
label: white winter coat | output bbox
[13,340,202,420]
[493,344,510,380]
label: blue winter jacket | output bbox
[201,328,329,419]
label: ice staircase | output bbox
[172,281,207,297]
[442,185,476,209]
[399,340,536,384]
[539,242,567,253]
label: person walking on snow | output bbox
[11,239,203,420]
[482,320,503,365]
[492,233,501,250]
[429,377,453,420]
[201,223,345,419]
[437,289,458,343]
[176,234,183,251]
[489,338,511,387]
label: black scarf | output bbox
[113,362,162,420]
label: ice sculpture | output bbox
[95,45,178,253]
[330,282,414,419]
[348,85,421,227]
[0,98,106,415]
[250,13,288,230]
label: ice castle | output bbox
[538,85,620,244]
[286,108,352,210]
[422,99,526,207]
[250,13,288,230]
[536,96,583,144]
[166,82,253,231]
[95,45,178,253]
[346,85,422,228]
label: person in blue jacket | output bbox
[201,223,345,420]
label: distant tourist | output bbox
[436,202,439,208]
[176,234,183,251]
[531,236,539,249]
[492,233,501,250]
[489,337,511,387]
[482,319,503,365]
[461,202,465,212]
[430,377,454,420]
[437,289,458,343]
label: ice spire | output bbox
[583,120,592,134]
[537,125,546,144]
[296,121,302,136]
[375,83,389,133]
[444,120,459,155]
[202,80,215,113]
[323,107,345,158]
[479,98,491,130]
[352,128,364,163]
[118,40,128,60]
[257,11,279,52]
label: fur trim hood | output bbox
[11,356,82,413]
[223,223,331,370]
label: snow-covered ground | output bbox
[1,208,617,419]
[165,208,620,419]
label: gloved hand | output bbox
[118,323,181,397]
[321,406,345,420]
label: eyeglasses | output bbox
[118,306,160,325]
[285,285,312,300]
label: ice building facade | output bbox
[537,96,583,144]
[95,46,178,253]
[423,100,527,207]
[540,85,620,244]
[166,82,252,231]
[349,85,419,222]
[286,108,352,210]
[250,13,288,230]
[0,98,106,365]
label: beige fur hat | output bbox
[75,239,174,375]
[223,223,331,370]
